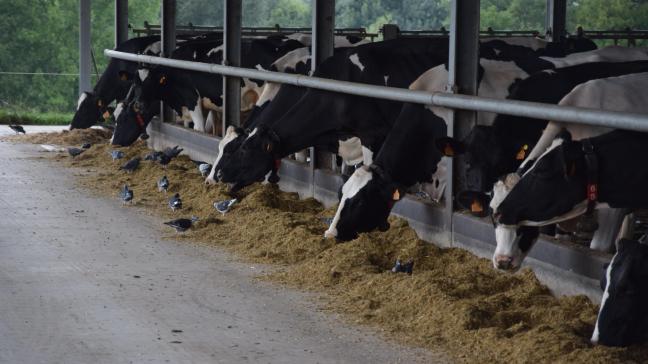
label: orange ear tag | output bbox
[102,111,110,119]
[516,144,529,160]
[444,143,454,157]
[392,189,400,201]
[470,199,483,213]
[159,76,167,85]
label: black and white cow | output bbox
[111,35,308,146]
[592,236,648,347]
[71,36,161,129]
[488,72,648,271]
[205,36,369,184]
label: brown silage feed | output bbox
[2,128,113,145]
[15,132,648,363]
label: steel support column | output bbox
[115,0,129,46]
[311,0,336,177]
[161,0,176,123]
[445,0,480,246]
[79,0,92,94]
[223,0,242,129]
[546,0,567,41]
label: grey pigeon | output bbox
[81,143,91,149]
[9,124,25,134]
[164,216,199,233]
[214,198,237,215]
[120,184,133,204]
[67,147,85,157]
[158,153,172,168]
[144,151,163,161]
[198,163,212,177]
[157,175,169,193]
[110,150,124,161]
[163,145,183,158]
[168,193,182,211]
[120,157,141,173]
[391,259,414,275]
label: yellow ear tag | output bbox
[516,144,529,160]
[159,76,167,85]
[444,143,454,157]
[392,189,400,201]
[470,199,483,213]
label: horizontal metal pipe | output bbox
[105,49,648,132]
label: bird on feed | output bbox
[214,198,237,215]
[198,163,212,177]
[164,216,199,233]
[157,175,169,193]
[158,153,172,168]
[144,151,163,161]
[168,193,182,211]
[120,184,133,204]
[163,145,183,159]
[8,124,26,134]
[81,143,91,149]
[391,259,414,275]
[67,147,85,158]
[120,157,141,173]
[110,150,125,161]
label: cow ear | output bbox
[435,137,465,157]
[456,190,491,217]
[118,71,130,81]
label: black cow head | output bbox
[221,125,279,192]
[491,131,587,271]
[324,165,401,241]
[71,91,104,129]
[205,125,248,184]
[593,238,648,347]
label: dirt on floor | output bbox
[13,131,648,363]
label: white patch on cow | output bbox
[332,35,370,47]
[493,225,520,268]
[204,110,215,134]
[143,41,161,55]
[189,96,205,132]
[138,69,150,82]
[592,251,617,344]
[543,69,557,75]
[240,78,263,111]
[193,51,197,59]
[272,47,311,72]
[206,126,240,184]
[113,102,124,121]
[349,53,365,72]
[489,173,522,212]
[286,33,312,46]
[493,48,501,56]
[541,45,648,68]
[256,82,281,107]
[324,167,373,238]
[426,159,447,202]
[202,97,221,111]
[361,146,373,166]
[207,45,224,57]
[77,92,88,110]
[384,75,389,85]
[483,36,547,50]
[476,59,528,125]
[248,127,259,138]
[255,64,265,71]
[338,137,363,166]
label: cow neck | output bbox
[581,139,599,216]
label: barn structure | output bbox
[78,0,648,298]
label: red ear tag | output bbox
[587,183,598,201]
[136,113,145,128]
[274,159,281,171]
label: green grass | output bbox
[0,109,72,125]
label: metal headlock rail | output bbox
[105,48,648,132]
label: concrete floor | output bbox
[0,126,447,364]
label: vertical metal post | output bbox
[546,0,567,41]
[311,0,336,181]
[115,0,129,47]
[223,0,242,129]
[382,24,400,40]
[79,0,92,94]
[161,0,176,123]
[445,0,480,246]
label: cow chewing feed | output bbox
[592,237,648,347]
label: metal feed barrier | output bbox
[104,47,648,298]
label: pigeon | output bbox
[81,143,91,149]
[8,124,25,134]
[67,147,85,157]
[191,159,207,166]
[214,198,237,215]
[110,150,125,161]
[144,151,164,161]
[158,153,172,168]
[320,217,334,226]
[168,193,182,211]
[164,216,199,233]
[163,145,183,158]
[391,259,414,275]
[157,175,169,193]
[120,157,141,173]
[120,184,133,204]
[198,163,212,177]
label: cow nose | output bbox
[495,255,514,270]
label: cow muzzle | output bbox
[493,255,517,271]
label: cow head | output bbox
[111,99,150,146]
[221,126,279,192]
[491,131,587,271]
[205,125,248,184]
[592,238,648,347]
[324,165,401,241]
[71,91,104,129]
